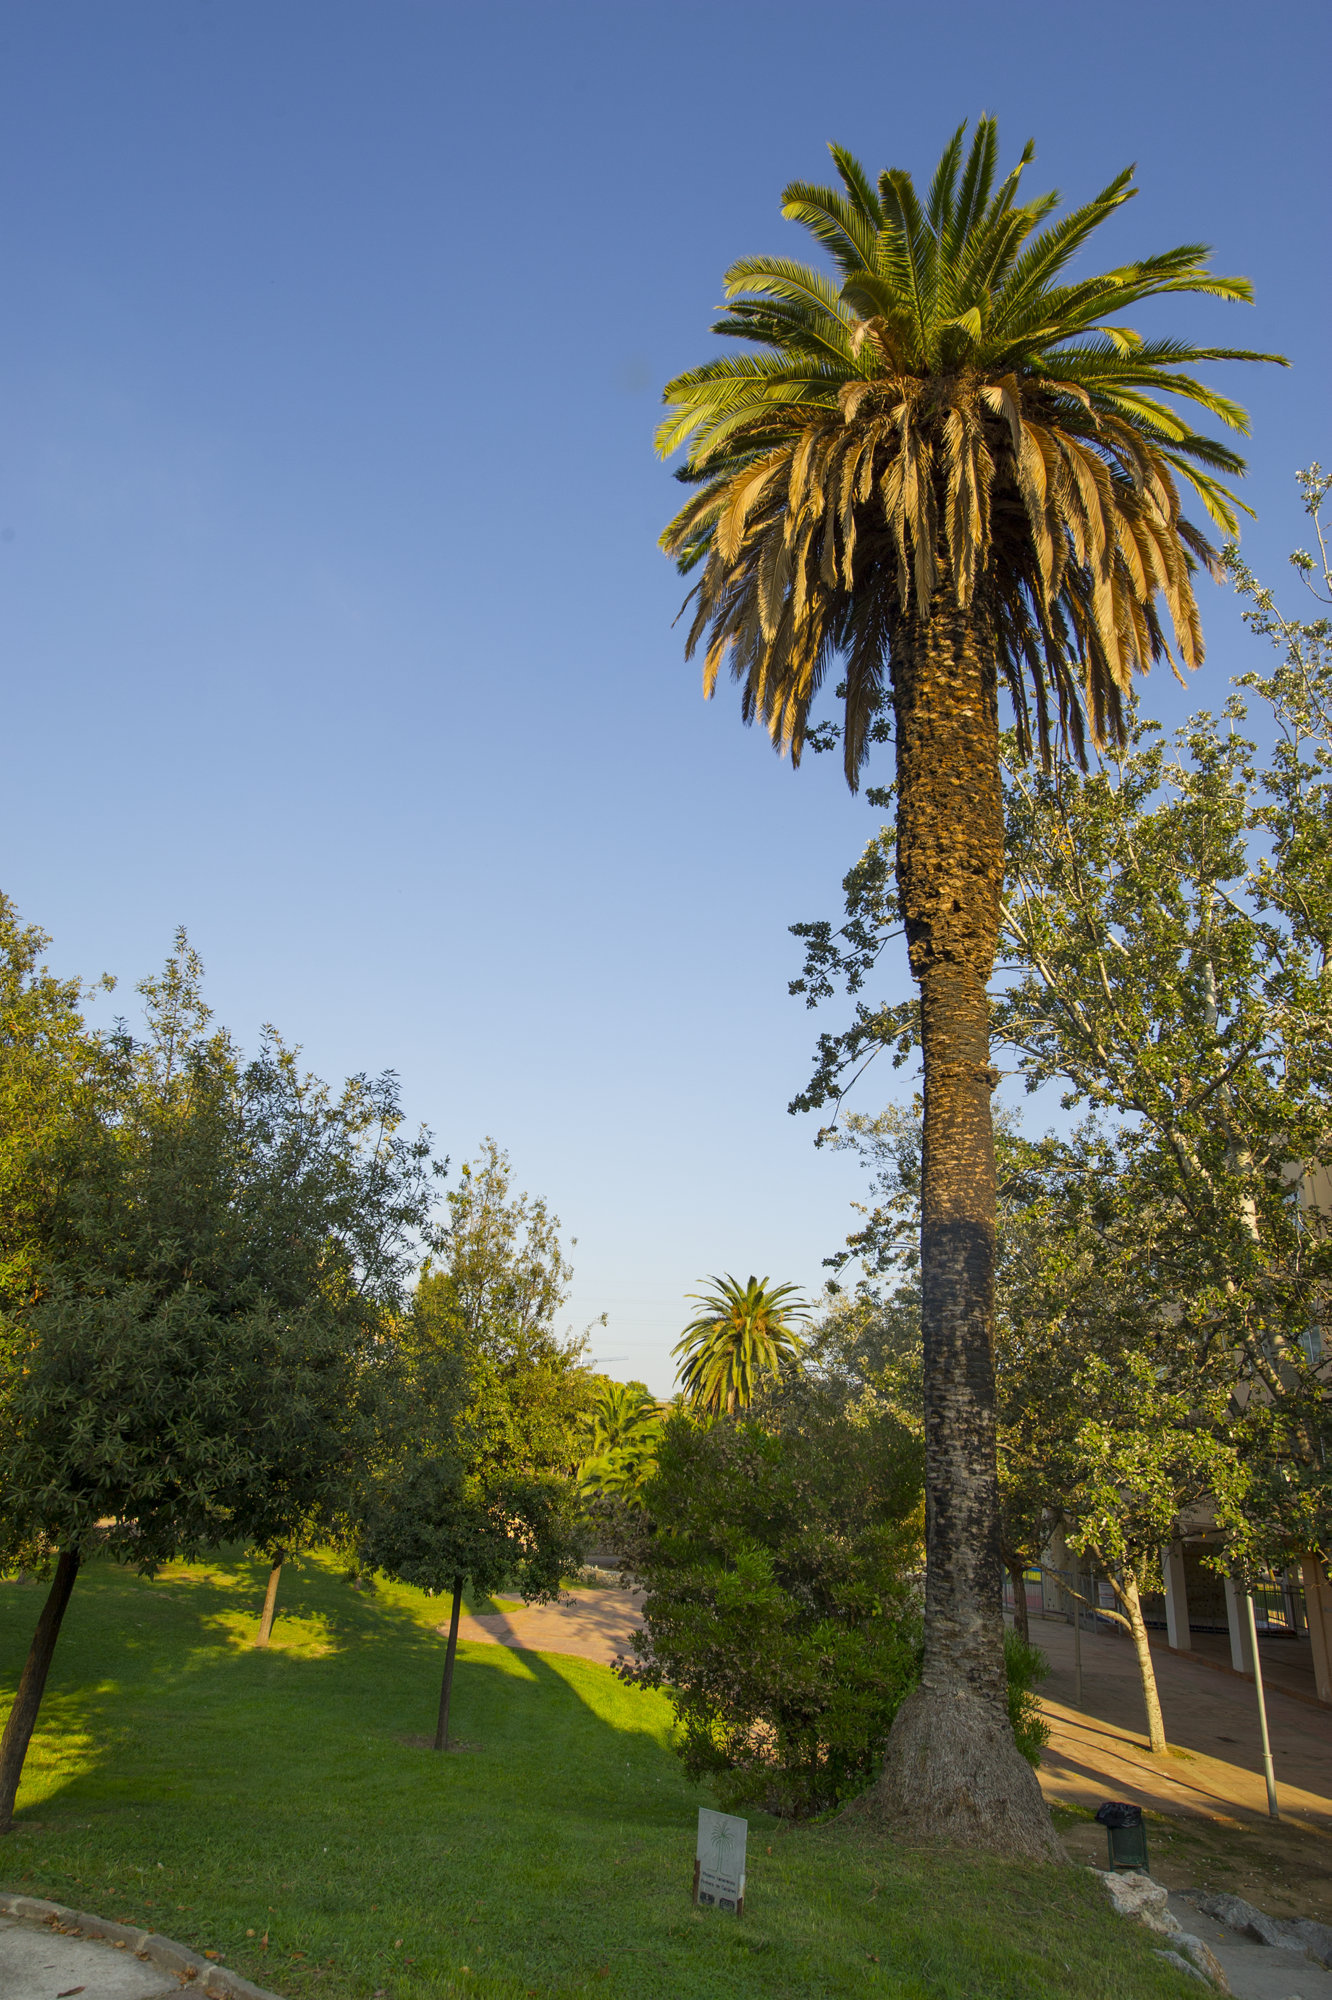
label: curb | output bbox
[0,1891,284,2000]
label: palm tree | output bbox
[673,1274,808,1414]
[577,1380,664,1501]
[658,119,1281,1854]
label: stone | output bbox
[1174,1933,1231,1992]
[1098,1869,1171,1923]
[1286,1918,1332,1968]
[1197,1891,1287,1947]
[1154,1948,1210,1985]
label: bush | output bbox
[619,1386,1050,1816]
[1004,1628,1051,1766]
[618,1384,924,1818]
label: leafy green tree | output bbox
[673,1274,808,1415]
[619,1383,928,1817]
[353,1142,591,1747]
[0,923,437,1831]
[659,115,1278,1849]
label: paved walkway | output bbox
[0,1915,181,2000]
[1029,1612,1332,1832]
[446,1585,645,1665]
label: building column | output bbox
[1224,1575,1255,1675]
[1162,1543,1190,1651]
[1303,1558,1332,1705]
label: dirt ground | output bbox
[446,1584,1332,1921]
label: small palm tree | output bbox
[578,1380,664,1501]
[673,1274,808,1414]
[658,119,1281,1853]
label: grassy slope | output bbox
[0,1551,1197,2000]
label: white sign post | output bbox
[694,1807,747,1915]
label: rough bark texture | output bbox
[434,1574,465,1752]
[0,1550,81,1834]
[870,591,1059,1856]
[254,1557,284,1649]
[1120,1574,1168,1754]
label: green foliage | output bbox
[354,1141,591,1604]
[0,921,438,1575]
[578,1379,664,1502]
[620,1386,925,1818]
[1004,1630,1051,1768]
[672,1274,808,1415]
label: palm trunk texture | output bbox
[0,1549,81,1834]
[871,591,1059,1856]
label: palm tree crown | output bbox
[673,1273,808,1415]
[659,118,1283,780]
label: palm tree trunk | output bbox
[0,1550,81,1834]
[434,1574,465,1752]
[254,1555,284,1648]
[872,590,1058,1857]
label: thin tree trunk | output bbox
[1007,1557,1030,1644]
[433,1574,465,1752]
[1118,1572,1168,1755]
[873,589,1058,1857]
[0,1550,81,1834]
[254,1556,285,1648]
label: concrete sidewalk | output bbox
[0,1913,181,2000]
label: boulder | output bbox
[1174,1934,1230,1992]
[1153,1948,1210,1985]
[1196,1891,1286,1947]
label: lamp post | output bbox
[1243,1591,1280,1820]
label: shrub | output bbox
[619,1386,1049,1816]
[618,1385,924,1818]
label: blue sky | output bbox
[3,0,1328,1391]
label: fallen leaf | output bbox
[57,1987,85,1997]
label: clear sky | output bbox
[3,0,1328,1392]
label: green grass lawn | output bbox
[1,1551,1198,1999]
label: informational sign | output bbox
[693,1807,747,1915]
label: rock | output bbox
[1098,1869,1171,1923]
[1197,1891,1286,1946]
[1175,1934,1231,1992]
[1285,1918,1332,1968]
[1154,1948,1210,1985]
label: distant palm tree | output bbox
[658,118,1281,1852]
[578,1380,663,1501]
[673,1274,807,1414]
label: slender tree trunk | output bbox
[1117,1572,1168,1755]
[872,590,1059,1857]
[0,1550,81,1834]
[1007,1557,1030,1644]
[254,1555,285,1648]
[433,1574,465,1752]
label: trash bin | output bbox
[1094,1800,1149,1873]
